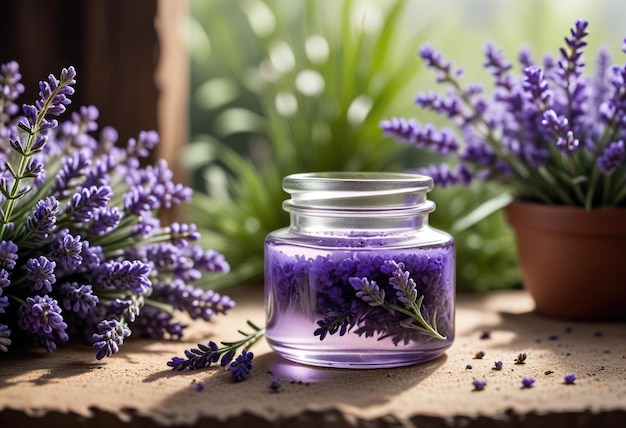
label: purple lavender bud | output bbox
[0,269,9,294]
[52,151,90,197]
[89,206,121,236]
[542,110,580,154]
[131,213,160,237]
[24,159,44,178]
[21,104,38,129]
[17,295,67,336]
[100,126,119,146]
[229,350,254,382]
[154,181,193,209]
[167,356,190,371]
[484,42,513,89]
[124,186,159,215]
[563,373,577,384]
[0,240,18,270]
[0,324,11,352]
[596,140,625,175]
[381,117,459,154]
[518,46,536,69]
[542,109,569,135]
[460,133,495,166]
[314,311,354,340]
[74,105,99,132]
[414,92,463,119]
[96,260,151,294]
[0,296,8,314]
[126,130,160,158]
[494,360,503,370]
[65,185,112,223]
[169,222,200,247]
[221,350,236,366]
[25,196,59,243]
[60,282,99,317]
[50,233,83,271]
[151,279,234,320]
[415,163,472,188]
[21,66,76,136]
[0,62,25,122]
[31,134,48,152]
[187,246,230,273]
[349,277,385,306]
[134,306,184,340]
[167,340,221,371]
[388,262,419,307]
[92,319,131,360]
[559,20,589,79]
[26,256,56,293]
[419,44,460,83]
[521,377,535,388]
[523,66,553,108]
[472,378,486,391]
[555,131,580,154]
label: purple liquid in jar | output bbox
[264,172,455,368]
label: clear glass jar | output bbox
[264,172,455,368]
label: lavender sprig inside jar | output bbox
[264,172,455,368]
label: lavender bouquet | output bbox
[381,19,626,212]
[0,62,234,359]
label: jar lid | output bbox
[283,172,434,213]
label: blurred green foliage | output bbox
[182,0,624,292]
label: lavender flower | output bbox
[92,319,131,360]
[0,61,232,359]
[96,260,151,294]
[380,117,459,154]
[597,140,625,174]
[523,66,553,108]
[50,233,83,271]
[414,163,472,188]
[350,276,385,306]
[0,324,11,352]
[151,279,234,321]
[25,256,56,293]
[383,20,626,208]
[65,185,112,223]
[60,282,99,317]
[230,350,254,382]
[484,42,513,89]
[313,310,355,340]
[521,377,535,388]
[23,196,60,244]
[0,62,25,131]
[17,295,68,351]
[0,240,18,270]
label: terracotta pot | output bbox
[504,200,626,320]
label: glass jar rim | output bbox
[282,171,435,214]
[283,171,433,193]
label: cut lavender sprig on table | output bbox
[0,62,232,359]
[167,320,265,381]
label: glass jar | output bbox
[264,172,455,368]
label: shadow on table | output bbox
[142,350,447,412]
[0,343,106,390]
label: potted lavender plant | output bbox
[381,19,626,320]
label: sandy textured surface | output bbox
[1,286,625,427]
